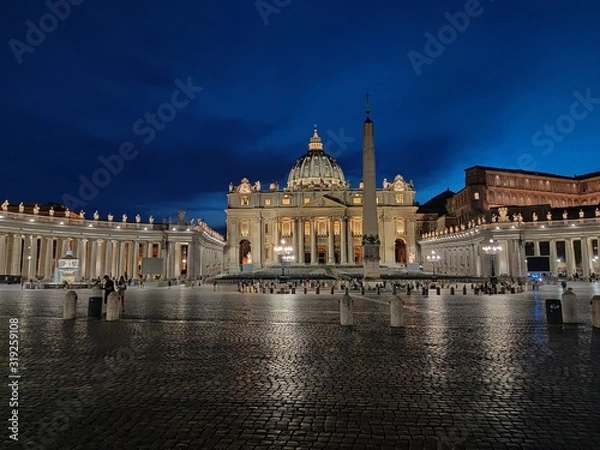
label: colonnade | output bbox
[420,219,600,278]
[0,214,225,281]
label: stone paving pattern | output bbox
[1,282,600,449]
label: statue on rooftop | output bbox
[1,200,8,211]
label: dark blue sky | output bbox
[1,0,599,233]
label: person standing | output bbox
[102,275,115,304]
[117,276,127,312]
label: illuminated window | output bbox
[304,221,310,235]
[282,196,291,205]
[241,197,249,206]
[334,221,340,235]
[395,194,403,204]
[474,192,480,200]
[304,197,310,204]
[265,198,271,206]
[353,195,362,204]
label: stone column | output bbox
[77,238,86,280]
[295,218,302,265]
[96,240,105,276]
[474,244,481,277]
[117,241,126,277]
[327,218,334,264]
[549,239,558,276]
[581,237,590,278]
[10,234,22,276]
[104,239,113,278]
[89,240,98,278]
[566,238,576,276]
[173,243,181,277]
[534,240,541,256]
[310,218,316,264]
[0,234,7,274]
[28,235,39,279]
[131,241,140,277]
[340,217,348,264]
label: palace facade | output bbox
[0,204,225,282]
[419,166,600,278]
[225,127,423,272]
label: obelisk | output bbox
[362,93,381,282]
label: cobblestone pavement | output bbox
[1,282,600,450]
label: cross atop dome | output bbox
[308,125,324,152]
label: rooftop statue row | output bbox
[422,206,600,239]
[228,174,414,193]
[1,200,156,223]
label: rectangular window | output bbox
[539,241,550,256]
[265,223,269,234]
[353,196,362,204]
[264,198,271,206]
[241,197,249,206]
[395,194,403,204]
[282,197,291,205]
[304,197,310,204]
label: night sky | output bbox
[1,0,599,233]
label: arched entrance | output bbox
[395,239,407,264]
[239,240,252,265]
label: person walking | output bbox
[117,276,127,312]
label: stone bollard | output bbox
[561,288,578,324]
[106,292,120,321]
[63,290,78,320]
[591,295,600,328]
[390,295,403,328]
[340,293,353,326]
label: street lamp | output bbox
[482,238,502,289]
[274,239,294,276]
[426,250,441,275]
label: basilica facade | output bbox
[225,127,421,272]
[0,204,225,282]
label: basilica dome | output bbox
[286,127,347,191]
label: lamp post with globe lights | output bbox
[274,239,294,277]
[482,238,502,293]
[426,250,441,276]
